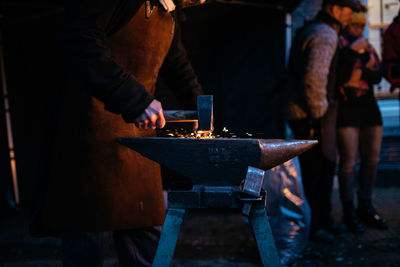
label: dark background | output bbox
[0,1,64,211]
[0,0,296,209]
[159,3,287,137]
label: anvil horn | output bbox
[116,138,317,186]
[259,139,317,170]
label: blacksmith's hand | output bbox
[134,100,166,130]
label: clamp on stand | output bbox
[152,166,280,267]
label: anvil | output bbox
[117,137,317,267]
[117,137,317,186]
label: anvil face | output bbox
[117,137,317,186]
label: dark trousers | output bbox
[61,226,161,267]
[298,144,336,232]
[289,119,336,232]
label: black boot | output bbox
[357,199,388,230]
[342,201,366,233]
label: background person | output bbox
[336,11,388,232]
[382,6,400,92]
[286,0,363,242]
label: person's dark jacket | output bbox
[336,35,382,128]
[58,0,203,121]
[382,12,400,90]
[338,45,382,88]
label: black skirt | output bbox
[336,92,382,128]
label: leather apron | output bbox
[42,3,175,232]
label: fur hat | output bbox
[350,12,367,25]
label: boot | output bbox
[310,228,335,244]
[357,199,388,230]
[342,201,366,233]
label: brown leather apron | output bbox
[42,3,175,232]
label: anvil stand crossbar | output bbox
[152,166,281,267]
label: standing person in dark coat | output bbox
[336,11,387,233]
[382,6,400,91]
[286,0,363,242]
[31,0,205,266]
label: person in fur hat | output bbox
[336,10,388,233]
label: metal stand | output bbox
[152,208,185,267]
[152,167,280,267]
[249,205,280,267]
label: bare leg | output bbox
[357,126,387,229]
[337,127,365,233]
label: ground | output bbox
[0,187,399,267]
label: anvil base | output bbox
[168,185,265,209]
[152,186,281,267]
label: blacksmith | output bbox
[31,0,204,266]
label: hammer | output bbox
[164,95,213,133]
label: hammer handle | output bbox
[164,110,197,122]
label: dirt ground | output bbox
[173,187,400,267]
[0,187,399,267]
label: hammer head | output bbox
[197,95,213,133]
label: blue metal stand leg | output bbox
[152,208,185,267]
[249,207,280,267]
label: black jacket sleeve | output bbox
[361,66,382,85]
[58,0,153,122]
[337,46,358,86]
[158,18,204,110]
